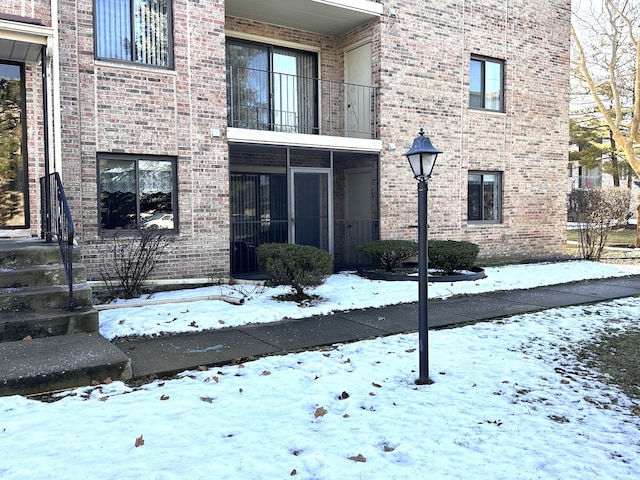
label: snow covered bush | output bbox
[256,243,333,302]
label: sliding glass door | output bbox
[226,39,318,134]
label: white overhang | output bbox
[225,0,383,36]
[0,17,53,63]
[228,127,382,153]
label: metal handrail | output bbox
[40,172,75,310]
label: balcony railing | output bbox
[227,65,378,139]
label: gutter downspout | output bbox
[41,43,52,240]
[50,0,61,174]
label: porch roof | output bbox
[0,15,53,63]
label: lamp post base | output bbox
[415,377,434,386]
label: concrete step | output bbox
[0,307,99,343]
[0,333,132,397]
[0,263,87,288]
[0,239,79,267]
[0,284,93,312]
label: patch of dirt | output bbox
[578,328,640,402]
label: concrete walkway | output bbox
[113,275,640,379]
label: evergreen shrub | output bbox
[358,239,419,272]
[256,243,333,301]
[428,240,479,275]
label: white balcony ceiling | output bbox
[226,0,383,37]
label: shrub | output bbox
[358,240,418,272]
[567,187,631,260]
[256,243,333,302]
[428,240,479,275]
[99,228,174,299]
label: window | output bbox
[468,172,502,222]
[470,56,504,111]
[95,0,173,67]
[226,38,318,134]
[98,154,177,231]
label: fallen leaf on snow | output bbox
[314,407,327,418]
[348,454,367,463]
[135,435,144,448]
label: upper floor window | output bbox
[226,38,318,134]
[98,154,178,231]
[468,171,502,223]
[470,56,504,112]
[95,0,173,68]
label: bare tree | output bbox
[571,0,640,243]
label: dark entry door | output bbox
[291,169,331,251]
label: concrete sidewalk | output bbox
[113,275,640,379]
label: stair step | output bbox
[0,239,79,267]
[0,284,93,311]
[0,307,99,343]
[0,333,132,397]
[0,263,87,288]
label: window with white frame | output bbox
[468,171,502,223]
[98,154,177,231]
[470,56,504,112]
[94,0,173,67]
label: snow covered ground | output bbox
[99,260,640,340]
[1,261,640,479]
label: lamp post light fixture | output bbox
[403,128,442,385]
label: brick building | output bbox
[1,0,569,281]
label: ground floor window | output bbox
[98,154,177,231]
[468,171,502,223]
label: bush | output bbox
[358,240,418,272]
[99,228,174,299]
[567,187,630,260]
[428,240,479,275]
[256,243,333,302]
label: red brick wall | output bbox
[374,0,569,261]
[54,0,231,279]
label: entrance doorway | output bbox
[0,61,28,228]
[290,169,333,252]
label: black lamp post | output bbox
[403,128,442,385]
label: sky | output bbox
[1,260,640,479]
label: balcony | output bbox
[226,0,383,37]
[227,65,378,141]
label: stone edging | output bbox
[357,267,486,283]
